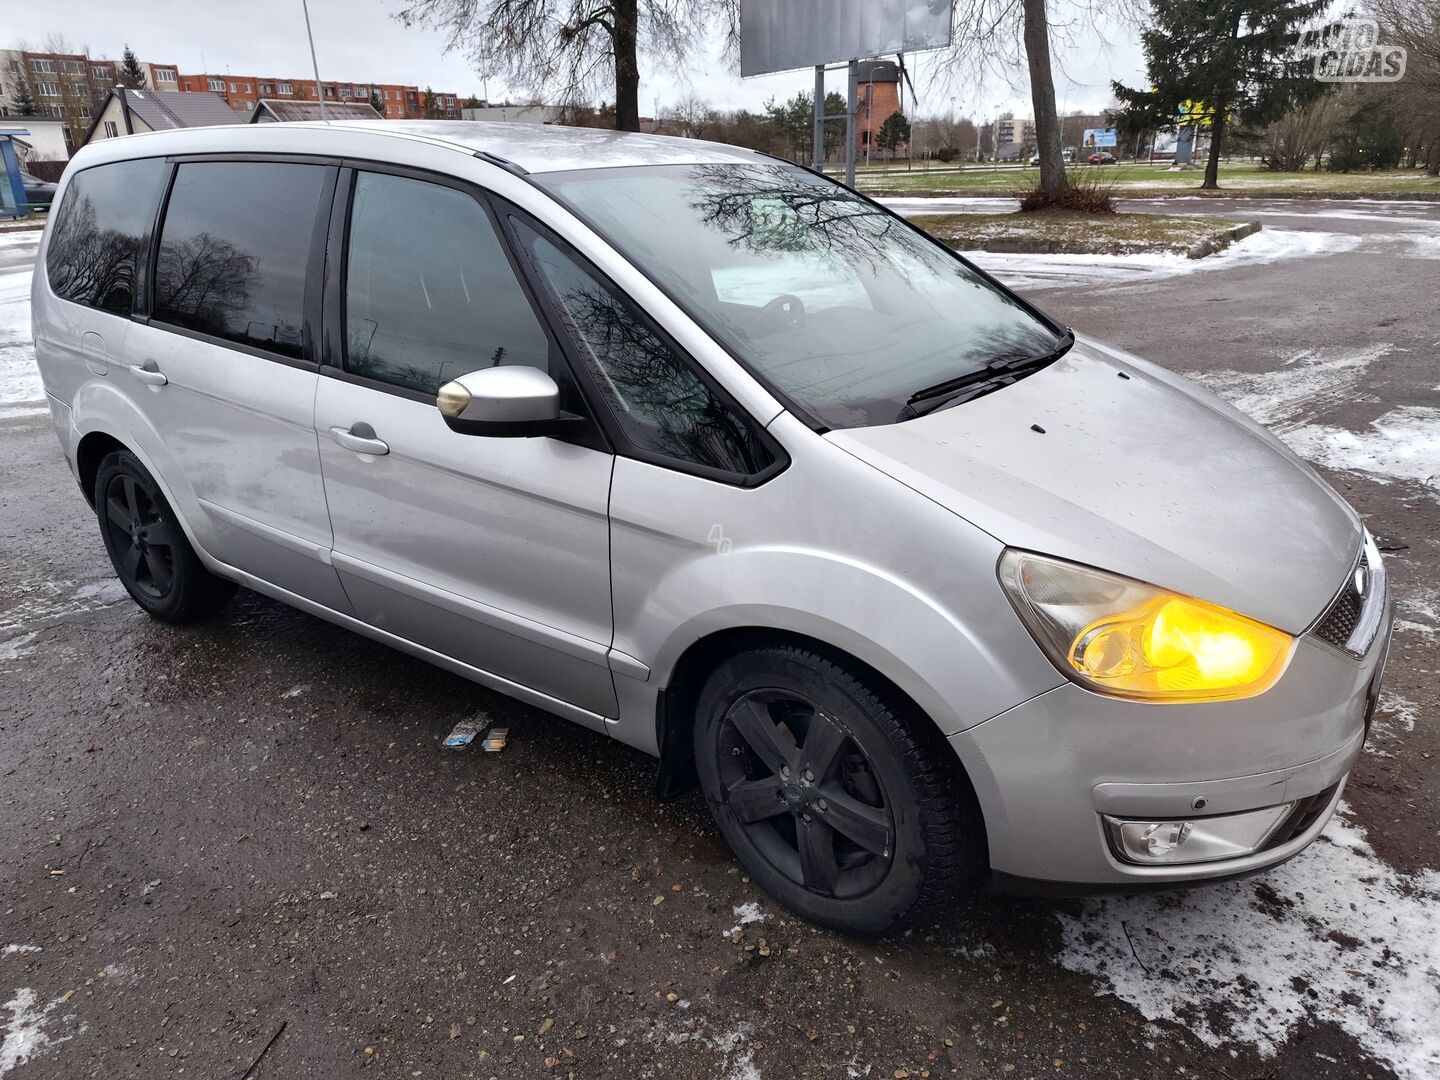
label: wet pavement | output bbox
[1,203,1438,1079]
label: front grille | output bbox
[1315,579,1363,649]
[1310,538,1386,658]
[1262,782,1341,851]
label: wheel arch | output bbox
[71,423,215,574]
[654,626,985,854]
[76,430,127,507]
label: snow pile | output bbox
[965,229,1363,292]
[1056,808,1440,1078]
[0,235,42,419]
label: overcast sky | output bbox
[12,2,1147,120]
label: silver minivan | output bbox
[32,122,1392,934]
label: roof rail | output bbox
[473,150,528,175]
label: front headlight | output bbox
[999,550,1295,703]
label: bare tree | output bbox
[40,31,77,54]
[1259,93,1340,171]
[396,0,728,132]
[1371,0,1440,173]
[936,0,1144,196]
[670,92,716,138]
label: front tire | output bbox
[693,644,983,936]
[94,449,236,623]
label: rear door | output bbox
[313,167,618,723]
[123,157,350,612]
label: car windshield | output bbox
[536,162,1062,429]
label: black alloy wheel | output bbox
[94,449,237,622]
[718,688,895,899]
[101,470,175,601]
[694,645,982,936]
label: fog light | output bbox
[1105,804,1293,865]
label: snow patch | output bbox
[722,901,768,937]
[648,1018,760,1080]
[1391,231,1440,259]
[0,987,83,1076]
[0,948,38,957]
[1055,807,1440,1079]
[965,229,1362,292]
[0,242,43,418]
[1396,587,1440,637]
[1283,406,1440,490]
[0,633,38,663]
[1190,343,1391,430]
[0,578,135,662]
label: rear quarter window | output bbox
[46,157,169,315]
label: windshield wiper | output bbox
[897,329,1074,421]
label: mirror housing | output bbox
[437,366,567,437]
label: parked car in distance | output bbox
[33,121,1392,935]
[20,169,57,209]
[1087,151,1118,164]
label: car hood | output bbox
[826,337,1361,634]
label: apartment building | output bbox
[141,61,181,91]
[184,74,459,119]
[177,72,261,114]
[0,49,124,150]
[2,44,462,152]
[996,117,1031,160]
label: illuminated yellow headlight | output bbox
[1000,551,1294,702]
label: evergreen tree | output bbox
[120,46,146,90]
[422,86,441,118]
[369,88,385,116]
[12,75,39,117]
[763,91,848,162]
[1113,0,1330,189]
[877,111,912,157]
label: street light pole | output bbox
[301,0,327,122]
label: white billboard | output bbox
[741,0,954,77]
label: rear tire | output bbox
[693,643,983,936]
[94,450,236,623]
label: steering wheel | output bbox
[758,293,806,334]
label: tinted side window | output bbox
[343,172,551,395]
[153,161,329,360]
[46,158,168,314]
[512,220,772,477]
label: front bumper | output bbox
[951,595,1392,892]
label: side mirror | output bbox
[437,366,565,437]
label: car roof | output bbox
[76,118,770,176]
[322,120,768,173]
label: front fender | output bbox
[608,428,1066,749]
[642,545,1063,739]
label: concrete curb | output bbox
[1187,220,1261,259]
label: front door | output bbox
[314,169,617,723]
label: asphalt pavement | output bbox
[2,202,1438,1079]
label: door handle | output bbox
[330,424,389,456]
[129,362,167,387]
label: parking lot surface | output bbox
[2,201,1438,1079]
